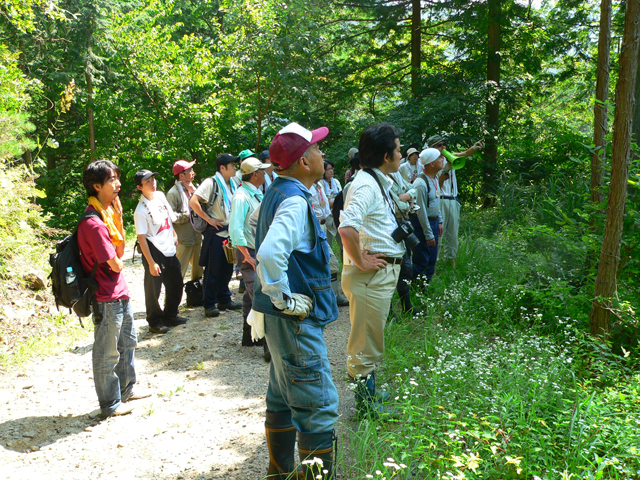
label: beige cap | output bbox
[240,157,270,174]
[406,147,419,157]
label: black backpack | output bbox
[331,190,345,229]
[184,278,204,307]
[331,176,354,229]
[49,210,103,325]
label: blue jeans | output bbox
[264,314,339,434]
[92,299,137,416]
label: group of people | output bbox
[75,121,481,479]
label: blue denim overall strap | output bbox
[253,177,338,325]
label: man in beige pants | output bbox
[339,122,405,416]
[167,160,203,280]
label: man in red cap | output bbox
[252,123,339,479]
[167,159,203,281]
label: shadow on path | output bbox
[0,412,101,453]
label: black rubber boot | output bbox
[298,430,336,480]
[265,411,300,479]
[353,372,393,418]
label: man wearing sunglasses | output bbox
[427,134,484,269]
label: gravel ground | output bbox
[0,244,356,480]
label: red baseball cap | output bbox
[269,123,329,171]
[173,159,196,175]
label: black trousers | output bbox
[141,240,184,326]
[201,230,233,309]
[396,251,414,312]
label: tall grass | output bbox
[346,231,640,480]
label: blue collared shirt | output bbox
[255,176,315,309]
[229,182,263,249]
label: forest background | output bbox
[1,0,640,478]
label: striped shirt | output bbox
[340,168,405,259]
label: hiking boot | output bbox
[205,307,220,318]
[218,301,242,311]
[353,372,394,418]
[149,323,170,334]
[122,390,152,403]
[104,403,134,418]
[164,315,188,326]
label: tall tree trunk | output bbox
[86,38,96,161]
[23,149,33,172]
[590,0,640,340]
[410,0,421,96]
[591,0,612,207]
[483,0,501,206]
[633,41,640,147]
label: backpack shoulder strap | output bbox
[74,209,101,234]
[76,209,111,280]
[203,176,219,207]
[416,173,430,208]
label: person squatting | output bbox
[76,122,481,478]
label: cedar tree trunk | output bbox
[590,0,640,339]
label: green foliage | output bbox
[0,165,51,279]
[0,46,37,161]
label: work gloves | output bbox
[282,293,313,319]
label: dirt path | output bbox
[0,244,355,480]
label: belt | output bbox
[441,196,458,200]
[344,255,403,266]
[381,256,403,265]
[428,216,439,221]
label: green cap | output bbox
[238,149,255,161]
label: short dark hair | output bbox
[349,154,360,173]
[323,161,335,181]
[241,173,254,182]
[83,160,120,197]
[358,122,401,169]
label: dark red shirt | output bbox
[77,206,129,302]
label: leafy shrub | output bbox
[0,164,53,280]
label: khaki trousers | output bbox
[342,263,401,378]
[439,198,460,260]
[176,242,203,280]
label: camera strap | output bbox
[362,168,400,227]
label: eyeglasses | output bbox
[434,142,447,148]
